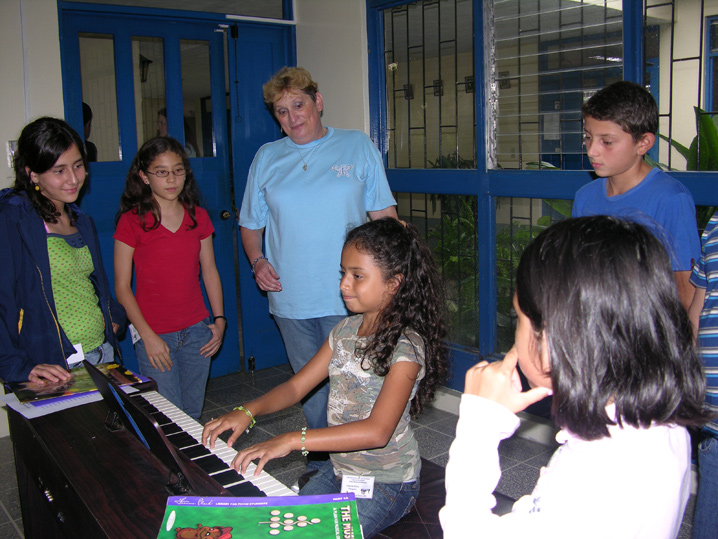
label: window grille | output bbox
[646,0,712,174]
[489,0,623,170]
[396,192,480,346]
[384,0,476,169]
[495,197,570,352]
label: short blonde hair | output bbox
[263,66,319,106]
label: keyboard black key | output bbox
[211,469,244,485]
[151,412,172,425]
[181,445,211,459]
[161,423,183,436]
[227,482,266,497]
[130,395,156,412]
[166,432,199,449]
[194,454,229,474]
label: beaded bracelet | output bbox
[251,255,268,274]
[233,405,256,432]
[301,427,309,456]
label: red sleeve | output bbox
[113,211,138,247]
[196,207,214,240]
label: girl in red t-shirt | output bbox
[114,136,225,419]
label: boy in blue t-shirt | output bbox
[689,214,718,539]
[572,80,700,309]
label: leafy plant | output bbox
[495,198,571,351]
[429,195,479,346]
[657,106,718,230]
[426,152,480,345]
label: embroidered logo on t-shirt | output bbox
[332,164,354,177]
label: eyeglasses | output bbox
[146,168,186,178]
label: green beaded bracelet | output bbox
[301,427,309,456]
[233,405,256,430]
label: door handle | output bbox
[220,210,231,221]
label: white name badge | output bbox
[66,343,85,369]
[341,474,375,499]
[128,323,141,345]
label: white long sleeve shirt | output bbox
[439,395,691,538]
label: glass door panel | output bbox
[79,33,121,162]
[132,36,166,148]
[180,39,212,158]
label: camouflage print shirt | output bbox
[327,315,425,483]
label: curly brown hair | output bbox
[344,218,448,417]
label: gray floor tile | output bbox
[0,488,21,522]
[412,425,454,460]
[411,406,457,427]
[681,494,696,528]
[414,410,458,437]
[0,438,14,466]
[204,385,264,408]
[525,448,556,470]
[498,435,555,463]
[427,452,449,467]
[494,462,541,500]
[498,454,520,471]
[0,521,22,539]
[257,410,308,437]
[246,372,293,392]
[0,463,16,489]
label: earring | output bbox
[34,184,40,191]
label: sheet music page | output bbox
[1,384,139,419]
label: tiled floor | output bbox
[0,365,697,538]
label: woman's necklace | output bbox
[295,127,328,171]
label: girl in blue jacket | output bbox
[0,117,126,384]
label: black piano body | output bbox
[8,386,293,538]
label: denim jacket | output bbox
[0,189,126,382]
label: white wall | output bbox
[0,0,65,190]
[295,0,370,133]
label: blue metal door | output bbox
[60,9,292,375]
[228,23,295,370]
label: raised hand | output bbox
[464,346,552,414]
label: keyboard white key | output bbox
[140,390,296,497]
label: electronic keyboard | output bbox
[135,390,296,497]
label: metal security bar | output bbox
[384,0,476,169]
[646,1,708,173]
[396,192,480,346]
[495,196,571,352]
[490,0,623,170]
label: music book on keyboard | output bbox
[7,362,146,403]
[157,493,363,539]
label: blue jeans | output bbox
[299,460,419,539]
[84,341,115,365]
[273,315,345,431]
[694,431,718,539]
[135,319,212,420]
